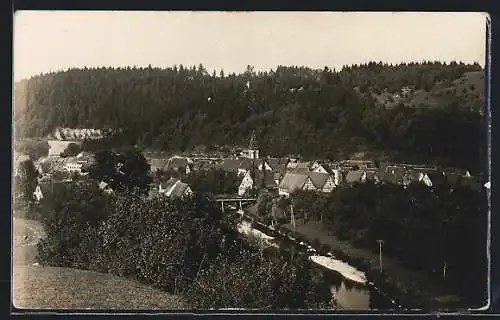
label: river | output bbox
[232,209,398,310]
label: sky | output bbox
[13,11,488,81]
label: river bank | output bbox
[279,217,462,310]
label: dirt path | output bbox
[13,218,187,309]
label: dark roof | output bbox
[239,158,264,170]
[266,158,289,173]
[446,173,463,185]
[149,158,170,171]
[169,181,191,198]
[345,170,365,184]
[380,166,407,184]
[218,159,243,172]
[289,167,310,175]
[166,158,190,171]
[192,160,214,171]
[159,177,179,191]
[307,172,330,189]
[279,172,308,193]
[365,170,380,182]
[250,170,277,188]
[427,171,447,186]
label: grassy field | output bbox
[12,217,188,310]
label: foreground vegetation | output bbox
[14,61,485,171]
[34,181,331,309]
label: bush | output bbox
[36,183,331,309]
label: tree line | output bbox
[14,61,484,172]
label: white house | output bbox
[64,161,83,173]
[33,185,43,202]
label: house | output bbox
[98,181,113,194]
[64,160,83,173]
[379,165,407,185]
[47,140,82,156]
[278,171,335,196]
[33,184,44,202]
[166,157,193,175]
[158,177,193,198]
[238,170,277,196]
[192,159,215,171]
[239,158,272,176]
[266,158,290,175]
[295,161,311,171]
[402,170,425,187]
[303,172,336,193]
[13,152,30,176]
[148,158,170,173]
[426,171,448,188]
[278,172,309,197]
[345,170,368,184]
[312,163,331,174]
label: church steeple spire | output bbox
[248,130,259,159]
[249,130,258,150]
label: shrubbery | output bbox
[36,182,331,309]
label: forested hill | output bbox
[14,62,485,171]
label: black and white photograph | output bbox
[12,11,490,312]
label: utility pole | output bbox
[290,202,296,232]
[377,240,384,273]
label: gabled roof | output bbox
[279,172,308,193]
[345,170,365,184]
[307,172,330,189]
[168,181,191,198]
[249,170,277,188]
[266,158,289,174]
[160,177,179,191]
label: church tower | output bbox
[248,130,259,159]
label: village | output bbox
[13,127,481,207]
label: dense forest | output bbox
[14,61,486,171]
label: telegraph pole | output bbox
[290,202,296,232]
[377,240,384,273]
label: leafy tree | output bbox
[88,148,152,194]
[60,142,81,157]
[14,159,39,205]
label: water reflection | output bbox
[236,217,393,310]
